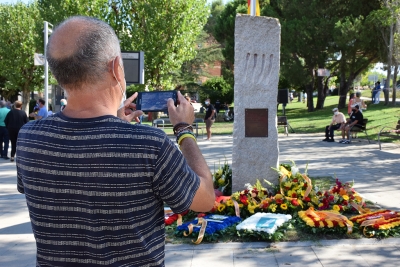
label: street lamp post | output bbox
[44,21,53,111]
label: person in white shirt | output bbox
[323,107,346,142]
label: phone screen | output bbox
[137,91,177,112]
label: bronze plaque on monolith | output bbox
[245,109,268,137]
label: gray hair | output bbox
[0,100,5,108]
[46,16,121,89]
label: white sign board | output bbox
[317,69,330,77]
[34,53,45,66]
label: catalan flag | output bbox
[247,0,260,16]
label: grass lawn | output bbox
[141,95,400,143]
[280,95,400,142]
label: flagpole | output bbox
[251,0,256,16]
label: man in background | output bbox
[0,100,10,159]
[322,107,346,142]
[340,104,364,144]
[29,98,48,120]
[17,16,214,267]
[204,98,216,141]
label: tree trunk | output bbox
[385,24,394,105]
[22,88,30,115]
[315,73,325,109]
[392,64,398,106]
[306,84,314,112]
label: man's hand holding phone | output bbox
[167,91,194,126]
[117,92,143,123]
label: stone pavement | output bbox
[1,133,400,266]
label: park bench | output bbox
[377,119,400,150]
[152,118,205,138]
[277,116,295,136]
[349,118,370,143]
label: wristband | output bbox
[173,122,191,135]
[178,133,197,146]
[175,125,194,136]
[176,130,194,143]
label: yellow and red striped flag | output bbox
[247,0,260,16]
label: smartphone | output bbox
[136,90,177,112]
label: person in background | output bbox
[17,16,214,267]
[47,105,53,116]
[322,108,346,142]
[0,100,10,159]
[374,82,381,104]
[340,104,363,144]
[224,102,229,116]
[204,98,216,141]
[29,98,48,120]
[347,93,355,116]
[353,92,367,112]
[60,98,67,111]
[215,99,221,115]
[4,101,29,162]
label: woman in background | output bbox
[60,99,67,111]
[4,101,29,162]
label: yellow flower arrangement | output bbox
[298,207,353,234]
[217,203,226,212]
[333,205,340,212]
[269,203,277,212]
[350,210,400,237]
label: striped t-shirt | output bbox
[16,112,200,266]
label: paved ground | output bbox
[1,133,400,266]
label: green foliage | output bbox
[38,0,209,91]
[110,0,209,90]
[200,76,233,104]
[0,2,43,109]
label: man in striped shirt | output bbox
[17,16,214,267]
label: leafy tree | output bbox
[108,0,209,90]
[369,0,400,105]
[38,0,209,91]
[0,2,43,113]
[174,0,225,96]
[200,76,233,104]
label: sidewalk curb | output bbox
[165,237,400,251]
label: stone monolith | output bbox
[232,14,281,192]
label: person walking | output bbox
[204,98,216,140]
[0,100,10,159]
[16,16,214,267]
[29,98,48,120]
[4,101,29,162]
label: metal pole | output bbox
[250,0,256,16]
[44,21,49,110]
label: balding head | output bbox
[47,16,120,90]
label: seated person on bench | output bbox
[340,104,363,144]
[323,107,346,142]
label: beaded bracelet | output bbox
[175,125,194,136]
[176,130,194,143]
[177,133,197,146]
[173,122,191,135]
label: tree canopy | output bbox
[0,2,43,112]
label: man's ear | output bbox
[111,56,124,81]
